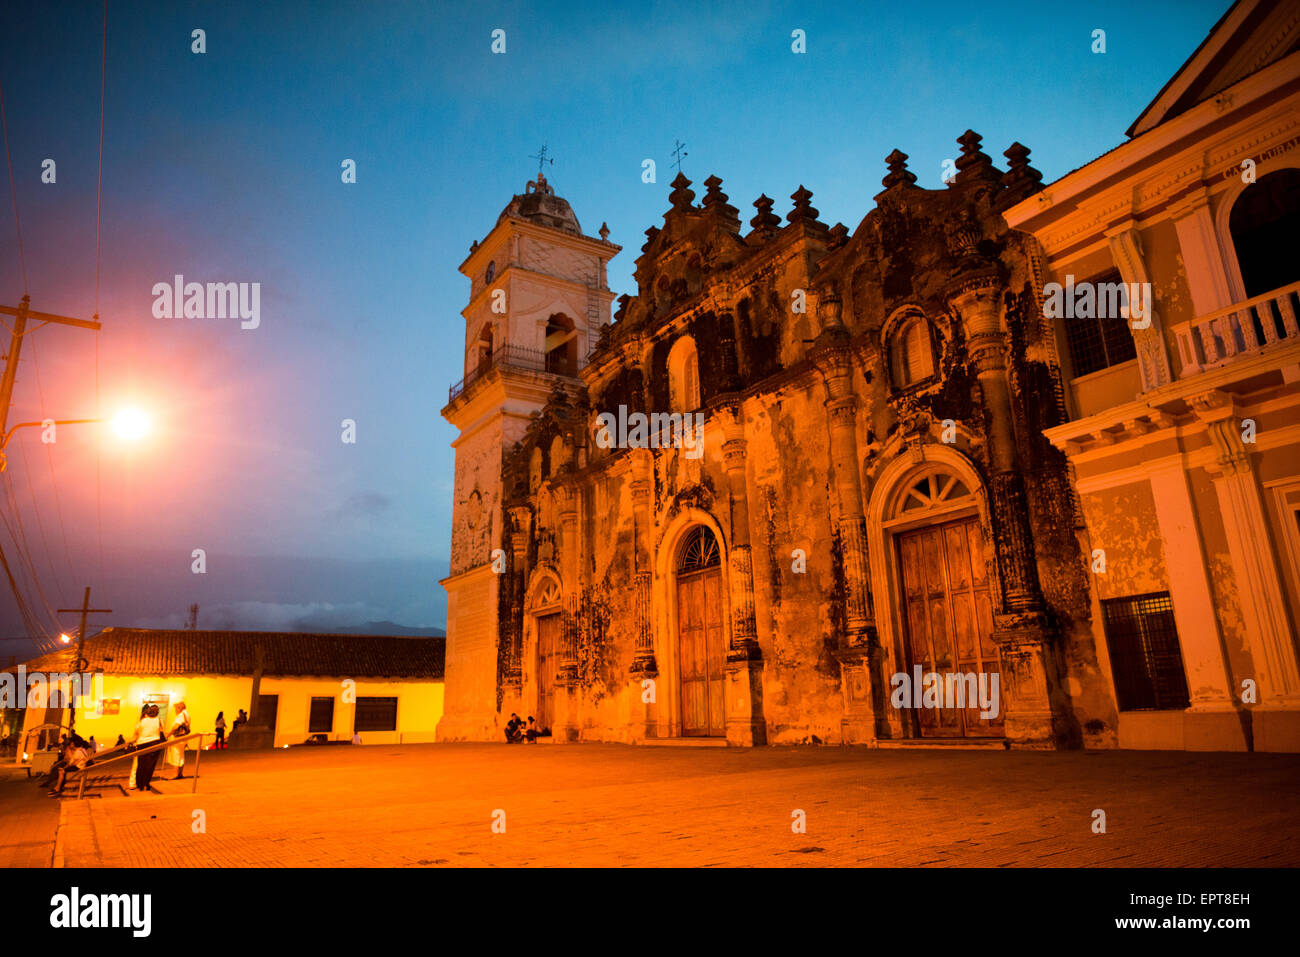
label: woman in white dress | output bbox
[127,704,148,789]
[165,700,191,780]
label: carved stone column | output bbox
[949,277,1065,749]
[555,483,581,741]
[1191,390,1300,752]
[504,506,532,703]
[811,295,880,745]
[627,450,658,740]
[717,405,765,746]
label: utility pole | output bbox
[57,586,112,733]
[0,295,102,437]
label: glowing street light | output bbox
[111,407,151,440]
[59,633,72,644]
[0,409,152,471]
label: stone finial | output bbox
[641,225,660,253]
[828,222,849,246]
[703,174,740,228]
[787,185,820,224]
[881,149,918,190]
[668,172,696,211]
[599,221,610,241]
[750,194,781,233]
[954,130,997,182]
[1001,142,1043,190]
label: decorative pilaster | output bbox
[717,405,766,746]
[1190,390,1300,751]
[505,506,532,694]
[628,451,658,676]
[555,484,581,741]
[811,294,881,745]
[948,277,1064,748]
[1106,223,1173,390]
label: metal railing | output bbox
[1173,279,1300,377]
[447,344,584,403]
[71,732,208,798]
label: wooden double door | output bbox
[898,516,1004,738]
[677,566,727,736]
[536,613,562,732]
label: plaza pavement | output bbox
[2,743,1296,867]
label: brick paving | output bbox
[21,743,1300,867]
[0,766,61,867]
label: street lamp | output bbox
[0,410,151,471]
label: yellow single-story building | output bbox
[5,628,445,751]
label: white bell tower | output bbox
[437,172,620,741]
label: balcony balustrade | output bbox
[1173,279,1300,377]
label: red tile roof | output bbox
[3,628,445,680]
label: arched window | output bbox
[898,470,972,515]
[476,324,494,374]
[545,314,578,376]
[892,314,935,388]
[668,337,701,411]
[1229,168,1300,298]
[677,525,720,573]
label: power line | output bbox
[93,0,109,586]
[29,338,77,583]
[0,75,27,295]
[14,427,69,599]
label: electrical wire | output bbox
[0,75,26,295]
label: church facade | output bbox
[438,0,1300,751]
[439,147,1115,749]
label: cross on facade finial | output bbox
[529,144,553,178]
[672,139,688,174]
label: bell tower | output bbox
[437,172,620,741]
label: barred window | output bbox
[354,696,398,732]
[309,696,335,734]
[1063,269,1138,378]
[1101,592,1190,711]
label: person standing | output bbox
[166,701,191,779]
[213,711,226,749]
[130,704,166,793]
[127,704,148,790]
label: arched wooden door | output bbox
[893,472,1003,738]
[535,613,561,732]
[676,526,726,737]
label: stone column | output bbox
[627,449,658,740]
[811,295,880,745]
[717,405,765,746]
[949,278,1064,749]
[1190,390,1300,752]
[503,506,532,714]
[555,483,581,742]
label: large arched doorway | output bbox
[886,469,1003,739]
[1229,168,1300,298]
[528,576,563,733]
[675,525,726,736]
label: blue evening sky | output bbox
[0,0,1226,644]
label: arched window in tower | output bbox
[668,336,701,411]
[545,314,578,376]
[476,324,494,375]
[892,314,936,388]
